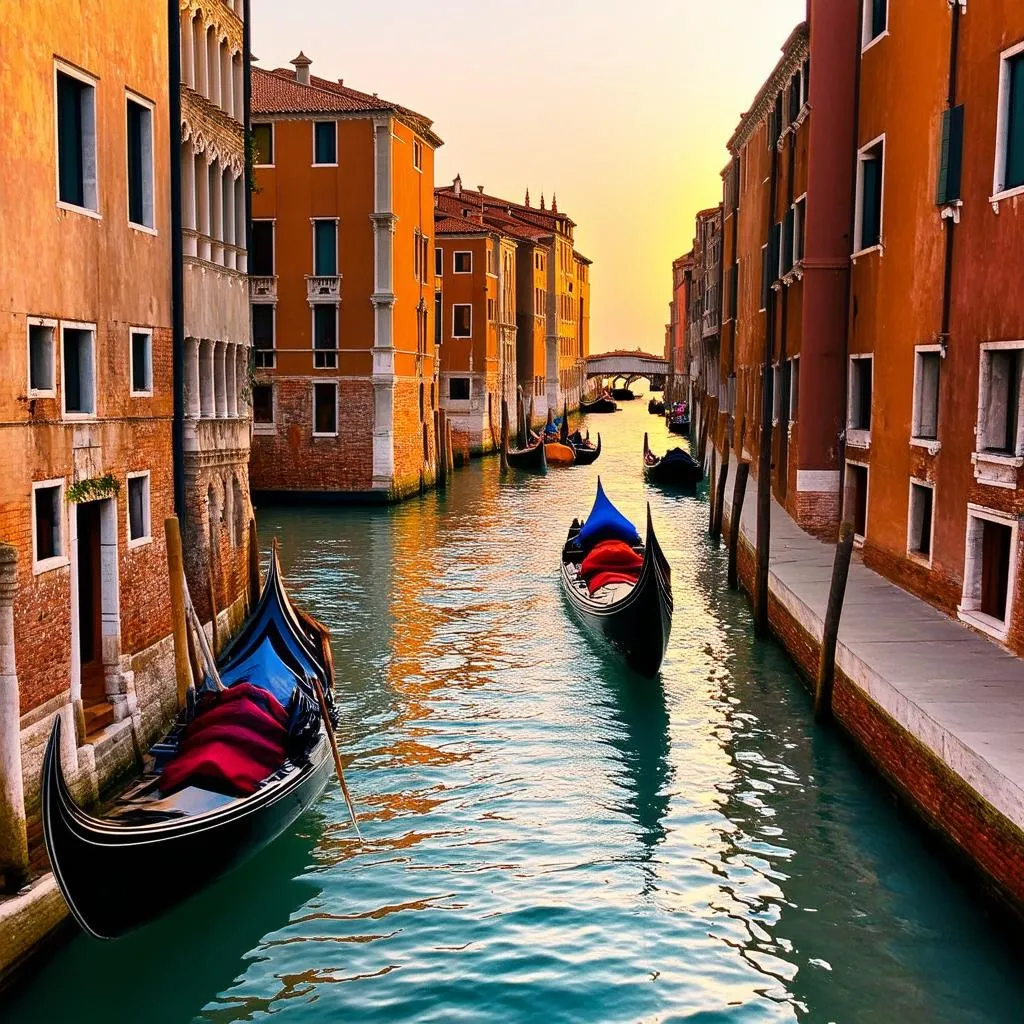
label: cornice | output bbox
[181,91,245,175]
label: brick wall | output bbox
[393,376,435,498]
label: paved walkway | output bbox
[730,456,1024,832]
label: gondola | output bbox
[505,435,548,472]
[560,479,673,677]
[648,399,665,415]
[643,432,703,488]
[667,413,690,435]
[571,432,602,466]
[579,393,618,414]
[611,387,635,401]
[41,547,336,940]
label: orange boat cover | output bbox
[545,442,575,465]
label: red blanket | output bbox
[160,683,289,797]
[587,569,641,594]
[581,540,643,581]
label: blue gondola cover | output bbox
[578,478,640,551]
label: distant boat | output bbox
[611,387,636,401]
[667,408,690,434]
[560,479,673,677]
[505,435,548,472]
[643,432,702,488]
[648,399,665,415]
[580,393,618,414]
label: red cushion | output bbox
[587,569,640,594]
[580,540,643,580]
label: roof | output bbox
[434,211,488,236]
[573,250,592,266]
[251,66,443,147]
[435,183,576,230]
[435,191,550,244]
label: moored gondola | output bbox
[505,435,548,472]
[611,387,636,401]
[580,392,618,414]
[571,432,602,466]
[560,479,673,677]
[648,399,665,415]
[41,547,337,940]
[643,432,702,488]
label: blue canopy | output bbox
[578,478,640,551]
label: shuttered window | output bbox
[936,105,964,204]
[314,122,336,165]
[1006,53,1024,192]
[313,220,337,276]
[857,140,884,251]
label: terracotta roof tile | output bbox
[435,211,487,235]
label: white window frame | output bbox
[853,134,885,257]
[312,380,338,437]
[60,320,97,420]
[847,353,873,447]
[32,478,69,574]
[311,217,339,277]
[976,340,1024,457]
[771,363,782,425]
[447,376,471,403]
[312,120,338,167]
[959,504,1020,641]
[758,244,768,313]
[126,470,152,547]
[861,0,889,53]
[434,246,443,276]
[129,326,153,397]
[27,317,58,397]
[846,459,870,545]
[310,303,339,368]
[792,193,807,265]
[452,303,472,339]
[453,250,472,274]
[906,478,935,567]
[251,302,277,368]
[788,354,800,422]
[125,89,156,233]
[252,382,276,434]
[992,40,1024,203]
[412,138,423,172]
[54,59,99,218]
[911,344,942,450]
[252,121,275,168]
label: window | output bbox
[995,45,1024,197]
[56,66,97,211]
[487,297,496,322]
[313,121,337,165]
[863,0,887,48]
[454,251,472,274]
[487,248,496,275]
[252,384,274,425]
[434,292,442,345]
[848,355,873,435]
[912,348,941,442]
[772,364,783,423]
[313,220,337,276]
[126,95,154,228]
[449,377,470,401]
[413,138,423,171]
[127,473,151,544]
[130,329,152,395]
[453,304,471,338]
[33,481,65,571]
[847,463,869,540]
[937,105,965,205]
[962,507,1019,637]
[28,320,56,395]
[855,138,885,252]
[789,356,800,420]
[313,382,337,435]
[313,305,338,368]
[908,481,934,561]
[252,122,273,166]
[62,325,96,416]
[978,347,1023,455]
[793,196,806,264]
[251,221,274,276]
[434,247,442,276]
[252,304,275,368]
[759,244,769,312]
[788,70,801,123]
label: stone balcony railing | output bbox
[250,276,278,301]
[306,275,342,302]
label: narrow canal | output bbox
[7,401,1024,1023]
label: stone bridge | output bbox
[585,350,669,390]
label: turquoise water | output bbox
[6,400,1023,1023]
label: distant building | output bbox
[666,253,693,404]
[249,55,442,500]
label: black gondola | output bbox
[560,480,673,677]
[41,548,336,940]
[611,387,636,401]
[648,399,665,415]
[505,435,548,472]
[571,432,602,466]
[667,413,690,435]
[643,432,702,488]
[580,393,618,414]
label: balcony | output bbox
[307,275,342,302]
[250,276,278,301]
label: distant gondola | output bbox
[560,479,673,677]
[506,435,548,472]
[611,387,636,401]
[643,432,702,488]
[667,412,690,435]
[41,547,336,940]
[580,393,618,414]
[648,399,665,415]
[571,432,602,466]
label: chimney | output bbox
[524,188,531,207]
[453,174,462,196]
[551,193,558,213]
[291,51,312,86]
[477,185,484,193]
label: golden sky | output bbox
[250,0,806,353]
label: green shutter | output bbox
[937,105,964,204]
[315,221,336,276]
[1007,55,1024,191]
[315,122,336,164]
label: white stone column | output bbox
[182,145,197,257]
[226,344,239,416]
[222,168,235,270]
[185,337,202,415]
[197,153,211,261]
[193,14,207,98]
[234,177,247,272]
[99,501,126,722]
[214,341,228,418]
[199,338,215,417]
[237,344,249,416]
[233,53,243,121]
[0,545,28,890]
[207,26,219,107]
[181,13,195,90]
[219,40,230,116]
[210,160,223,265]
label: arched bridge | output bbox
[585,350,669,390]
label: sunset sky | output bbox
[250,0,806,354]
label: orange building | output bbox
[0,0,177,890]
[666,253,693,404]
[249,55,442,500]
[846,0,1024,652]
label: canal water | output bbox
[7,399,1024,1023]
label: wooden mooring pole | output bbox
[727,461,750,591]
[707,445,717,535]
[164,517,192,707]
[436,410,447,485]
[499,398,510,471]
[446,419,455,473]
[814,521,856,722]
[247,517,261,610]
[206,563,220,655]
[711,458,729,543]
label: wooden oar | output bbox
[310,674,362,843]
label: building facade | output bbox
[666,253,693,404]
[178,0,254,631]
[0,0,178,889]
[248,55,442,500]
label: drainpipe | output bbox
[244,0,253,282]
[940,1,962,346]
[169,0,185,518]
